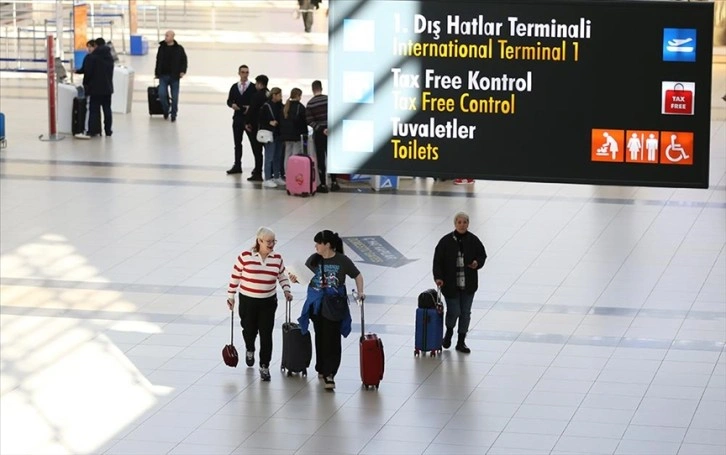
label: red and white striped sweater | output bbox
[227,250,291,299]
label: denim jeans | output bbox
[264,138,283,180]
[158,75,180,117]
[444,292,475,334]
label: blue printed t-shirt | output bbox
[305,253,360,290]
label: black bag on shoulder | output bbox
[418,289,438,309]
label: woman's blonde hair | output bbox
[251,226,275,251]
[269,86,282,98]
[283,87,302,119]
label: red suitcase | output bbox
[358,294,384,389]
[285,134,317,197]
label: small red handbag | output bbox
[222,307,239,367]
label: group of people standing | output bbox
[225,66,339,193]
[74,38,115,139]
[225,211,487,389]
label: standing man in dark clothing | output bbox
[76,38,114,138]
[154,30,188,122]
[226,64,256,175]
[433,212,487,354]
[307,80,339,192]
[244,75,269,182]
[74,40,97,139]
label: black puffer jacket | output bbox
[155,40,188,77]
[85,45,114,96]
[433,231,487,297]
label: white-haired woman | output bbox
[227,227,294,381]
[432,212,487,353]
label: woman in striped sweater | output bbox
[227,227,295,381]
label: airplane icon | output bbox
[666,37,694,52]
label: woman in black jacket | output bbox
[258,87,284,188]
[279,88,308,173]
[432,212,487,353]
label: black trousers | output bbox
[238,293,278,367]
[232,116,245,168]
[245,128,264,176]
[311,313,342,377]
[89,94,112,135]
[313,131,336,184]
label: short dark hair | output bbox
[94,37,106,46]
[238,64,248,72]
[255,74,269,86]
[86,40,97,47]
[312,80,323,91]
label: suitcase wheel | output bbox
[286,190,290,195]
[414,349,420,356]
[302,369,307,377]
[430,350,437,357]
[287,370,293,377]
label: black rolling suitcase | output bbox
[281,299,312,377]
[72,96,87,135]
[147,85,167,116]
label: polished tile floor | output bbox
[1,3,726,455]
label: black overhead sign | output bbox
[328,0,713,188]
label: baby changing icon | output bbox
[591,129,624,162]
[662,81,695,115]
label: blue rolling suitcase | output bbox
[0,112,6,149]
[414,288,444,356]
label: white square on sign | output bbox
[342,120,374,153]
[343,71,375,104]
[344,19,375,52]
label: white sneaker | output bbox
[274,178,286,186]
[74,133,91,140]
[262,180,277,188]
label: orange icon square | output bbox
[659,131,694,165]
[625,130,660,164]
[591,129,624,162]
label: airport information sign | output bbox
[328,0,713,188]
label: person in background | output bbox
[307,80,339,192]
[76,38,114,139]
[433,212,487,354]
[279,88,308,178]
[154,30,188,122]
[227,227,293,381]
[244,75,270,182]
[297,230,364,390]
[226,64,256,175]
[73,40,97,139]
[258,87,284,188]
[298,0,322,33]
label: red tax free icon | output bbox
[662,82,695,115]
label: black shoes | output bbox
[455,334,471,354]
[260,366,271,381]
[323,375,335,390]
[163,114,169,120]
[247,174,263,182]
[171,116,177,122]
[330,181,341,192]
[442,327,454,349]
[226,166,242,175]
[245,351,254,367]
[317,184,329,193]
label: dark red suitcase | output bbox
[358,294,384,389]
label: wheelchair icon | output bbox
[665,134,690,162]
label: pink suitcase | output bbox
[285,135,317,197]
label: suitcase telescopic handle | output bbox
[286,297,291,324]
[353,290,365,335]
